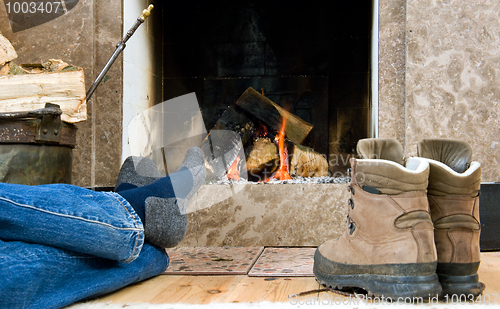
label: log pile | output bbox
[0,32,87,123]
[204,87,329,181]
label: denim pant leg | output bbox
[0,183,143,262]
[0,238,169,309]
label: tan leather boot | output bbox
[314,139,441,298]
[417,139,483,297]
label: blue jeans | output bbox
[0,183,169,309]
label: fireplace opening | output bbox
[123,0,376,177]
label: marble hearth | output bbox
[178,183,350,247]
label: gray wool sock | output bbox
[144,197,188,248]
[115,156,162,191]
[142,147,206,248]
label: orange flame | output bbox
[266,115,291,182]
[227,155,241,180]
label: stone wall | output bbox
[0,0,123,187]
[379,0,500,182]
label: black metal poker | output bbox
[85,4,154,101]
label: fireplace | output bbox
[154,0,375,176]
[121,0,377,246]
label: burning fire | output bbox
[266,115,291,181]
[227,155,241,180]
[226,114,291,182]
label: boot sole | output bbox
[439,273,484,298]
[314,264,442,300]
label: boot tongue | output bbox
[356,138,404,165]
[417,139,472,173]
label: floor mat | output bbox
[164,247,264,275]
[248,247,315,277]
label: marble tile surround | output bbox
[178,183,350,247]
[405,0,500,182]
[378,0,500,182]
[378,0,407,147]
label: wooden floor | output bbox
[91,252,500,305]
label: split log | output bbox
[0,33,17,66]
[245,137,278,177]
[235,87,313,145]
[207,105,255,146]
[0,61,87,123]
[0,63,9,76]
[290,144,329,177]
[200,105,256,180]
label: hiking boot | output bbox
[417,139,483,297]
[314,138,442,299]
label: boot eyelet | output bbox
[347,185,355,195]
[348,222,356,235]
[348,198,354,209]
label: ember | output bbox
[255,121,268,138]
[227,155,241,180]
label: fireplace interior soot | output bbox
[159,0,373,179]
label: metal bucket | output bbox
[0,103,77,185]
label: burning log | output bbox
[208,105,255,146]
[200,130,245,181]
[290,144,329,177]
[200,105,256,180]
[235,87,313,145]
[245,137,278,177]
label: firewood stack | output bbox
[0,32,87,123]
